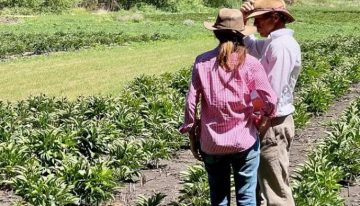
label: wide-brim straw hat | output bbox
[204,8,257,36]
[247,0,295,23]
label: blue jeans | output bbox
[202,138,260,206]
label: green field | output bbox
[0,37,216,100]
[1,5,360,100]
[1,1,360,205]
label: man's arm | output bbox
[240,0,267,59]
[244,35,267,59]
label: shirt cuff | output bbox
[179,123,194,134]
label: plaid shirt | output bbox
[180,48,277,155]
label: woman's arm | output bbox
[249,61,277,117]
[179,63,201,134]
[179,63,202,161]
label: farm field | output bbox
[1,0,360,205]
[1,6,360,100]
[0,37,216,100]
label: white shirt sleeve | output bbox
[265,43,293,104]
[244,35,267,59]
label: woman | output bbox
[179,8,277,206]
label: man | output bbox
[240,0,301,205]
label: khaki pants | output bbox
[257,115,295,206]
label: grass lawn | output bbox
[1,5,360,101]
[0,37,217,100]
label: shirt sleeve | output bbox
[244,35,267,59]
[179,62,201,134]
[265,43,293,101]
[249,61,277,117]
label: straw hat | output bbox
[247,0,295,23]
[204,8,257,36]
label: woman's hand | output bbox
[189,122,202,161]
[189,136,202,161]
[255,116,271,138]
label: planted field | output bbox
[1,7,360,101]
[1,35,360,205]
[1,1,360,205]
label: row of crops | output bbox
[0,31,173,58]
[0,12,213,59]
[0,35,360,205]
[173,97,360,206]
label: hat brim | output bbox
[247,10,295,23]
[203,21,257,36]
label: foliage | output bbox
[292,97,360,206]
[292,157,344,206]
[0,31,172,58]
[5,162,79,205]
[136,192,167,206]
[0,67,189,205]
[0,0,79,12]
[173,165,210,206]
[203,0,239,8]
[1,35,360,205]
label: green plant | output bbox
[60,156,116,205]
[292,154,344,206]
[293,98,312,128]
[136,192,167,206]
[0,142,29,182]
[176,165,210,206]
[292,98,360,206]
[302,80,335,114]
[109,139,146,182]
[6,163,79,206]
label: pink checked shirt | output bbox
[180,48,277,155]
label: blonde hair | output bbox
[214,30,246,71]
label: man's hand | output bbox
[240,0,255,14]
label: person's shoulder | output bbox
[195,48,218,64]
[244,54,262,67]
[271,34,300,49]
[243,54,263,73]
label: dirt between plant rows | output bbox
[0,17,22,25]
[1,82,359,206]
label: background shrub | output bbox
[0,0,79,12]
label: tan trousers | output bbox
[257,115,295,206]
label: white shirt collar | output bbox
[269,28,294,39]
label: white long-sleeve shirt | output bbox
[244,28,301,117]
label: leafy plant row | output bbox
[129,35,360,206]
[0,0,79,13]
[0,71,189,205]
[292,97,360,206]
[0,31,172,59]
[165,97,360,206]
[0,35,359,205]
[293,35,360,127]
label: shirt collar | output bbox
[268,28,294,40]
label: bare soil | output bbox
[0,17,22,24]
[1,83,359,206]
[0,190,21,206]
